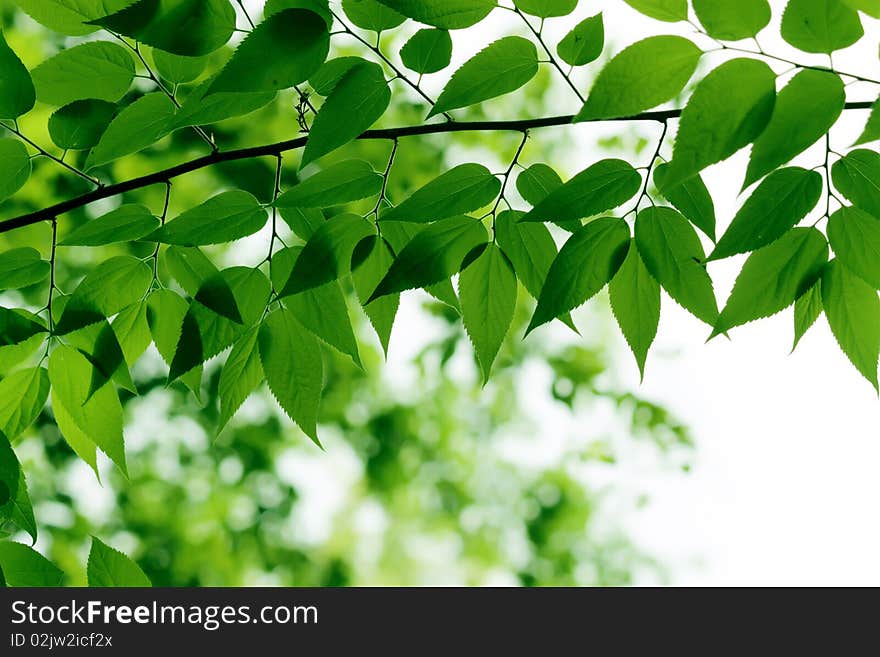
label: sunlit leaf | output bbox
[557,13,604,67]
[154,191,267,245]
[61,205,159,246]
[610,241,660,379]
[87,537,151,587]
[827,206,880,289]
[0,247,48,290]
[781,0,863,54]
[0,542,63,586]
[275,160,383,208]
[693,0,771,41]
[86,93,176,169]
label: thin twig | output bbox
[1,122,102,186]
[513,7,585,103]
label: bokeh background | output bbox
[1,0,879,585]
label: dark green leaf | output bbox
[87,537,151,587]
[827,206,880,289]
[172,80,275,128]
[343,0,405,31]
[48,100,116,150]
[0,139,32,201]
[0,433,20,526]
[352,236,399,354]
[374,0,494,29]
[0,247,49,290]
[264,0,333,27]
[653,163,716,241]
[0,307,47,347]
[61,205,159,246]
[31,41,134,106]
[218,327,263,431]
[693,0,771,40]
[0,542,63,586]
[832,149,880,217]
[146,289,202,397]
[86,93,176,169]
[400,29,453,74]
[308,57,364,96]
[194,273,243,323]
[154,191,267,245]
[781,0,863,54]
[0,31,35,119]
[709,167,823,261]
[151,49,207,84]
[275,160,383,208]
[557,13,604,67]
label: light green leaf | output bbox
[575,35,700,121]
[0,247,48,290]
[275,160,383,208]
[352,236,399,354]
[621,0,688,22]
[259,307,323,444]
[459,243,517,382]
[709,167,822,261]
[172,80,275,128]
[279,213,374,296]
[744,69,845,188]
[854,98,880,146]
[374,0,494,29]
[381,163,500,223]
[55,255,151,335]
[0,367,49,441]
[663,58,776,187]
[0,542,63,586]
[557,14,604,67]
[793,281,822,351]
[207,9,329,95]
[0,139,32,201]
[693,0,771,40]
[514,0,577,18]
[112,300,152,366]
[827,206,880,289]
[713,228,828,336]
[89,0,236,56]
[653,163,716,241]
[781,0,863,54]
[0,334,44,377]
[342,0,405,31]
[842,0,880,17]
[12,0,131,36]
[527,216,630,333]
[86,93,176,169]
[635,206,719,325]
[400,29,453,74]
[218,327,263,431]
[48,100,116,150]
[609,240,661,378]
[368,215,488,301]
[520,159,641,223]
[832,149,880,217]
[428,36,538,117]
[31,41,134,106]
[301,61,390,167]
[154,191,267,246]
[49,344,127,476]
[146,289,202,398]
[0,31,35,119]
[87,537,151,587]
[279,207,325,240]
[151,49,207,84]
[822,260,880,390]
[61,205,159,246]
[308,57,364,96]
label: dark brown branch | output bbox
[0,101,873,235]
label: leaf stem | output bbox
[514,7,585,103]
[0,121,102,186]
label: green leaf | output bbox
[172,80,275,128]
[621,0,688,22]
[516,163,562,206]
[0,31,35,119]
[653,163,716,241]
[495,210,562,305]
[154,191,267,245]
[635,206,719,325]
[708,167,823,261]
[713,228,828,336]
[275,160,383,208]
[693,0,771,40]
[308,57,364,96]
[428,36,539,117]
[0,247,49,290]
[557,13,604,67]
[264,0,333,27]
[459,243,516,382]
[146,289,203,397]
[193,273,244,324]
[66,320,135,397]
[744,69,845,188]
[0,334,44,377]
[609,240,661,379]
[31,41,134,106]
[0,307,47,348]
[87,537,151,587]
[0,139,32,201]
[368,215,488,301]
[301,61,390,167]
[527,217,630,333]
[514,0,577,18]
[48,100,116,150]
[781,0,863,54]
[89,0,236,56]
[374,0,494,29]
[12,0,131,36]
[400,29,453,74]
[61,204,159,246]
[49,344,127,476]
[574,36,701,121]
[151,49,207,84]
[0,542,63,586]
[793,281,822,351]
[854,98,880,146]
[86,93,176,169]
[207,9,329,95]
[381,163,500,223]
[8,469,37,543]
[662,58,776,187]
[218,327,263,431]
[842,0,880,17]
[0,433,20,526]
[111,300,152,365]
[822,260,880,390]
[162,246,245,325]
[259,307,323,444]
[279,207,325,240]
[827,206,880,289]
[832,149,880,217]
[279,213,375,296]
[342,0,405,31]
[520,159,641,224]
[352,236,399,354]
[0,367,49,441]
[55,255,152,335]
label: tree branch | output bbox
[0,101,873,236]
